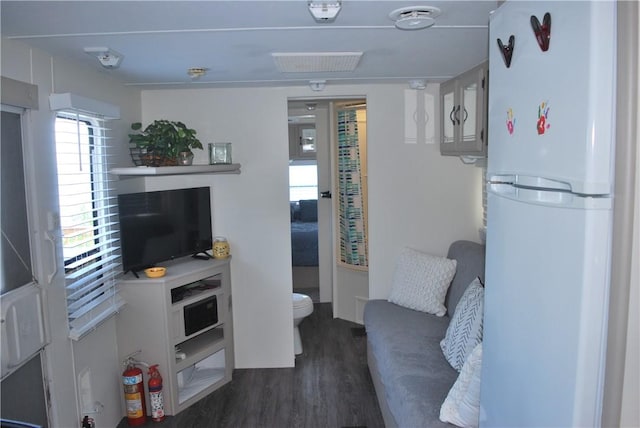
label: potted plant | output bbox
[128,120,203,166]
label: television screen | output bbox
[118,187,212,273]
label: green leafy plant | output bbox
[129,120,203,165]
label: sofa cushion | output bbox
[440,277,484,371]
[364,300,457,428]
[440,342,483,427]
[445,241,486,317]
[388,247,457,316]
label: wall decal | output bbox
[497,35,515,68]
[531,13,551,52]
[537,101,550,135]
[506,108,515,135]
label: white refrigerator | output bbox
[481,1,616,427]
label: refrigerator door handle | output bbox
[488,174,573,192]
[489,182,612,210]
[487,174,516,185]
[514,175,572,191]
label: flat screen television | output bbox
[118,187,213,274]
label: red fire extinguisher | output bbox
[122,360,147,426]
[148,365,165,422]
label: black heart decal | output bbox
[531,12,551,51]
[497,35,515,68]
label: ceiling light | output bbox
[83,47,123,69]
[309,80,326,91]
[305,103,317,111]
[308,1,342,22]
[389,6,441,30]
[187,67,208,79]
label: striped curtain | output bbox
[337,108,368,268]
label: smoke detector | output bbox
[308,1,342,22]
[389,6,441,30]
[83,47,123,68]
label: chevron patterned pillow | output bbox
[388,247,457,316]
[440,277,484,371]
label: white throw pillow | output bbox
[440,342,483,427]
[387,247,457,316]
[440,277,484,371]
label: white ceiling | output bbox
[1,1,498,89]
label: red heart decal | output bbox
[531,13,551,52]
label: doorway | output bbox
[287,98,369,323]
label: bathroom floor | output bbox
[118,303,384,428]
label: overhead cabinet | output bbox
[289,124,317,160]
[440,62,488,157]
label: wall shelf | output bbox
[110,164,241,177]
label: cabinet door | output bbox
[440,79,458,154]
[457,66,485,154]
[289,125,317,159]
[439,62,487,157]
[299,127,317,156]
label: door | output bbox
[332,101,368,323]
[487,1,616,195]
[482,185,612,426]
[288,101,332,303]
[0,107,49,427]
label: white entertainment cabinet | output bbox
[116,256,233,416]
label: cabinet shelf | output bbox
[175,327,225,371]
[110,164,241,177]
[177,349,226,405]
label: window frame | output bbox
[54,111,123,340]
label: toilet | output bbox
[292,293,314,355]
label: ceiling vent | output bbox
[388,6,441,30]
[272,52,363,73]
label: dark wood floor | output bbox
[118,303,384,428]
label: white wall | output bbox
[1,37,141,427]
[139,83,483,368]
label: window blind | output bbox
[54,111,123,340]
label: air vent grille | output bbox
[272,52,363,73]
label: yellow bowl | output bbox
[144,267,166,278]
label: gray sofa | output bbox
[364,240,486,427]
